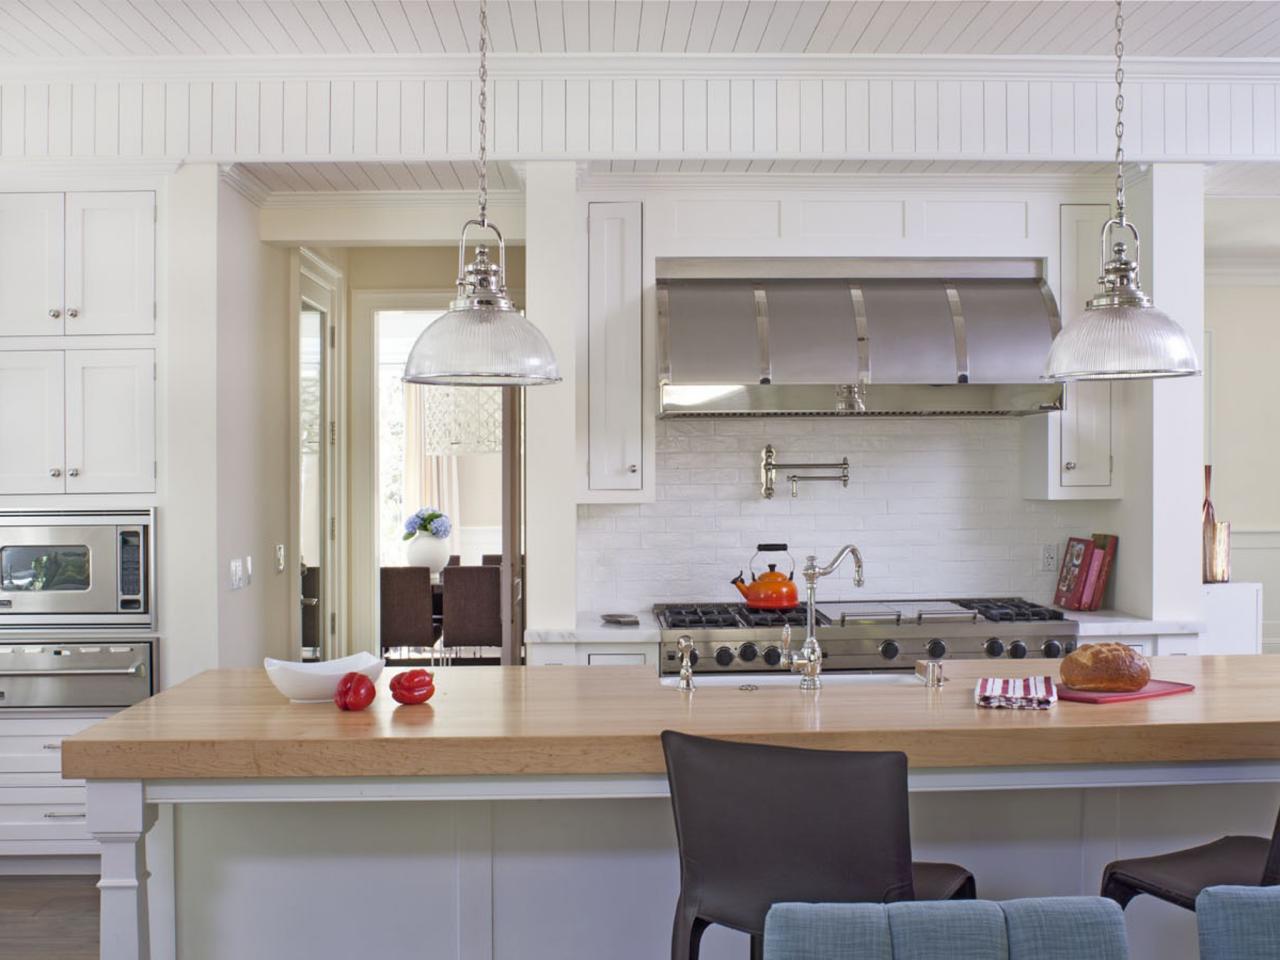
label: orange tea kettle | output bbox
[732,544,799,610]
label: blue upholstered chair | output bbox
[1197,885,1280,960]
[764,897,1129,960]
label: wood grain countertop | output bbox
[61,656,1280,780]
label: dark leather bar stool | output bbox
[1102,806,1280,910]
[661,731,975,960]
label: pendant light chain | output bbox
[477,0,489,226]
[1113,0,1126,220]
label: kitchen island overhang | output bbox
[64,657,1280,960]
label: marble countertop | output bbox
[525,610,661,645]
[1066,609,1203,637]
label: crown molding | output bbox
[218,164,269,206]
[6,53,1280,84]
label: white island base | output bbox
[95,764,1280,960]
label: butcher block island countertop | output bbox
[61,655,1280,781]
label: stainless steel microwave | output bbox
[0,511,154,629]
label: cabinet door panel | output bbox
[0,351,65,494]
[587,202,643,491]
[64,349,155,493]
[0,194,63,337]
[65,192,155,335]
[1061,381,1112,486]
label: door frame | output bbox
[289,247,346,660]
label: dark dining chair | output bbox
[1102,806,1280,911]
[481,554,503,566]
[446,555,461,567]
[441,565,502,659]
[379,567,435,654]
[661,731,975,960]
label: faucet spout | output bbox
[816,544,864,587]
[783,543,866,690]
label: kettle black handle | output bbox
[757,543,788,552]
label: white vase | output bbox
[406,533,450,571]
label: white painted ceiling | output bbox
[4,1,1280,60]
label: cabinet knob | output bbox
[68,468,80,478]
[49,468,62,478]
[48,308,61,319]
[628,464,638,474]
[67,308,79,319]
[1064,461,1077,471]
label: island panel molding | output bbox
[61,657,1280,781]
[5,68,1280,163]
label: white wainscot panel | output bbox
[800,200,905,238]
[673,199,780,240]
[923,200,1029,240]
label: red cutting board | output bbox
[1058,680,1195,704]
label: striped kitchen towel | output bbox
[975,676,1057,710]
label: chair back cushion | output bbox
[661,732,915,935]
[765,897,1127,960]
[378,567,433,650]
[1197,885,1280,960]
[441,565,502,647]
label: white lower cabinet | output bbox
[0,351,65,495]
[0,713,108,857]
[526,642,658,666]
[0,348,155,495]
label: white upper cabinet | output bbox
[583,201,645,495]
[0,351,65,495]
[0,194,64,338]
[64,350,156,494]
[1022,204,1121,500]
[64,193,155,336]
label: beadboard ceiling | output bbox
[236,157,520,189]
[4,1,1280,60]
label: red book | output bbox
[1087,534,1119,611]
[1080,548,1104,610]
[1054,537,1095,610]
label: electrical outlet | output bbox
[1040,544,1059,573]
[229,558,244,590]
[275,544,286,573]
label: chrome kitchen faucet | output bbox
[781,545,865,690]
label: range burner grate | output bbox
[954,598,1065,623]
[739,607,830,628]
[658,605,743,629]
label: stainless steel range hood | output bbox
[657,258,1064,418]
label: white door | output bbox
[0,351,65,494]
[587,201,643,491]
[64,192,155,336]
[0,194,64,337]
[64,349,155,494]
[1058,204,1114,488]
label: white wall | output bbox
[214,181,292,668]
[580,418,1107,612]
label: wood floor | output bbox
[0,876,97,960]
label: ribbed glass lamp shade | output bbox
[402,303,562,386]
[1044,303,1200,381]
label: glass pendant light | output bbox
[403,0,561,387]
[1043,0,1200,381]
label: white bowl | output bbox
[264,652,385,703]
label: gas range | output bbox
[654,598,1077,675]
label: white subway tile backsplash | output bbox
[579,419,1107,612]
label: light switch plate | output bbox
[275,544,286,573]
[229,558,244,590]
[244,555,253,585]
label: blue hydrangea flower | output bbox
[427,515,452,539]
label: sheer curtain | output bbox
[403,383,461,558]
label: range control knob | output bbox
[1042,639,1064,659]
[762,646,782,666]
[879,640,900,661]
[738,642,759,663]
[1009,640,1028,660]
[714,646,735,668]
[925,638,947,660]
[984,638,1005,658]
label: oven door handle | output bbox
[0,663,143,677]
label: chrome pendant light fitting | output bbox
[402,0,561,387]
[1043,0,1200,381]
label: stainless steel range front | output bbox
[655,598,1078,675]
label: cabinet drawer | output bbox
[0,716,106,738]
[0,753,64,775]
[0,784,85,806]
[0,806,89,840]
[0,769,82,786]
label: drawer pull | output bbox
[43,811,86,819]
[42,743,61,751]
[0,663,142,678]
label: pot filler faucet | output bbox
[782,545,865,690]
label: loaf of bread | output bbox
[1059,643,1151,693]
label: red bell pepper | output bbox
[390,669,436,705]
[334,672,376,711]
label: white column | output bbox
[1103,164,1205,621]
[88,780,157,960]
[522,162,581,630]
